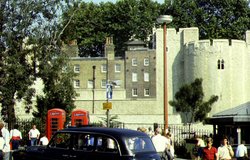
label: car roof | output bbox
[60,127,148,139]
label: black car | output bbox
[13,127,161,160]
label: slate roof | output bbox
[213,101,250,117]
[207,101,250,124]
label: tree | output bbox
[164,0,250,40]
[169,78,218,124]
[61,2,109,57]
[61,0,161,57]
[112,0,161,56]
[32,55,77,124]
[0,0,76,128]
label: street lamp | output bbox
[157,15,172,135]
[92,65,96,114]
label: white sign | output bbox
[106,84,113,100]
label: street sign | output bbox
[106,84,113,100]
[103,102,112,110]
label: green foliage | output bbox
[0,0,76,128]
[165,0,250,40]
[62,0,249,58]
[169,78,218,123]
[32,63,77,122]
[99,115,122,128]
[61,0,161,57]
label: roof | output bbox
[126,39,146,46]
[213,101,250,117]
[207,101,250,125]
[61,127,148,138]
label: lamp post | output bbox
[157,15,172,135]
[92,65,96,114]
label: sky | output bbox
[84,0,165,4]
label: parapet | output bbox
[181,27,199,45]
[246,31,250,45]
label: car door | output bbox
[44,132,72,160]
[68,132,93,160]
[89,134,120,160]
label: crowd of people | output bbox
[0,122,248,160]
[191,135,248,160]
[0,122,49,160]
[137,126,248,160]
[137,126,175,160]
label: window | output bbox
[101,79,107,88]
[217,59,225,70]
[144,89,150,96]
[73,133,95,151]
[132,73,137,82]
[101,64,107,72]
[74,64,80,73]
[115,64,121,72]
[96,136,118,153]
[88,80,93,88]
[113,80,121,88]
[50,133,71,149]
[74,80,80,88]
[132,88,138,96]
[144,72,149,82]
[144,58,149,66]
[132,58,137,66]
[125,137,155,153]
[217,60,220,69]
[221,59,224,69]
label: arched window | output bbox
[217,59,225,70]
[221,59,224,69]
[217,60,221,69]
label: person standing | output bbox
[217,136,234,160]
[191,137,203,160]
[28,125,40,146]
[0,122,10,160]
[147,127,154,138]
[39,133,49,146]
[151,128,169,160]
[199,137,218,160]
[0,131,4,159]
[166,132,175,160]
[236,140,248,160]
[10,124,22,150]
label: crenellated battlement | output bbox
[185,38,248,55]
[167,27,199,45]
[166,27,250,55]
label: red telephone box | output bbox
[46,108,66,140]
[71,109,89,127]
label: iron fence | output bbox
[14,119,211,148]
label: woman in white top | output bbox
[0,131,4,159]
[39,133,49,145]
[10,124,22,150]
[218,136,234,160]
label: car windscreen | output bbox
[125,136,156,154]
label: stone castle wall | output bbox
[163,27,250,117]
